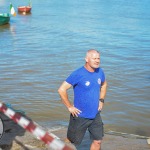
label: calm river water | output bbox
[0,0,150,139]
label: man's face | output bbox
[86,52,100,69]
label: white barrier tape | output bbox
[0,103,73,150]
[33,127,46,139]
[49,140,65,150]
[18,117,30,128]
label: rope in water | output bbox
[0,102,73,150]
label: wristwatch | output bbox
[99,98,104,103]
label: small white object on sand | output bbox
[147,139,150,144]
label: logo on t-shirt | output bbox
[85,81,90,86]
[98,78,101,84]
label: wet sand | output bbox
[1,127,149,150]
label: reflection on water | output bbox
[17,12,32,16]
[0,0,150,137]
[0,23,10,31]
[0,23,16,37]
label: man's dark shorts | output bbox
[67,112,104,145]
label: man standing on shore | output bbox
[58,49,107,150]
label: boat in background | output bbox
[18,6,32,14]
[0,13,10,25]
[0,3,16,26]
[18,0,32,14]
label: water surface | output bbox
[0,0,150,138]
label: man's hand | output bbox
[98,102,104,111]
[68,106,82,117]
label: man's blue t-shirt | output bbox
[66,66,105,119]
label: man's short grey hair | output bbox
[86,49,100,57]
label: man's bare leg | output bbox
[90,140,102,150]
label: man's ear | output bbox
[85,57,88,62]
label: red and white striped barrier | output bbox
[0,103,73,150]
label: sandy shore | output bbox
[0,113,149,150]
[0,127,149,150]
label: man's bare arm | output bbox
[98,81,107,111]
[58,81,81,117]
